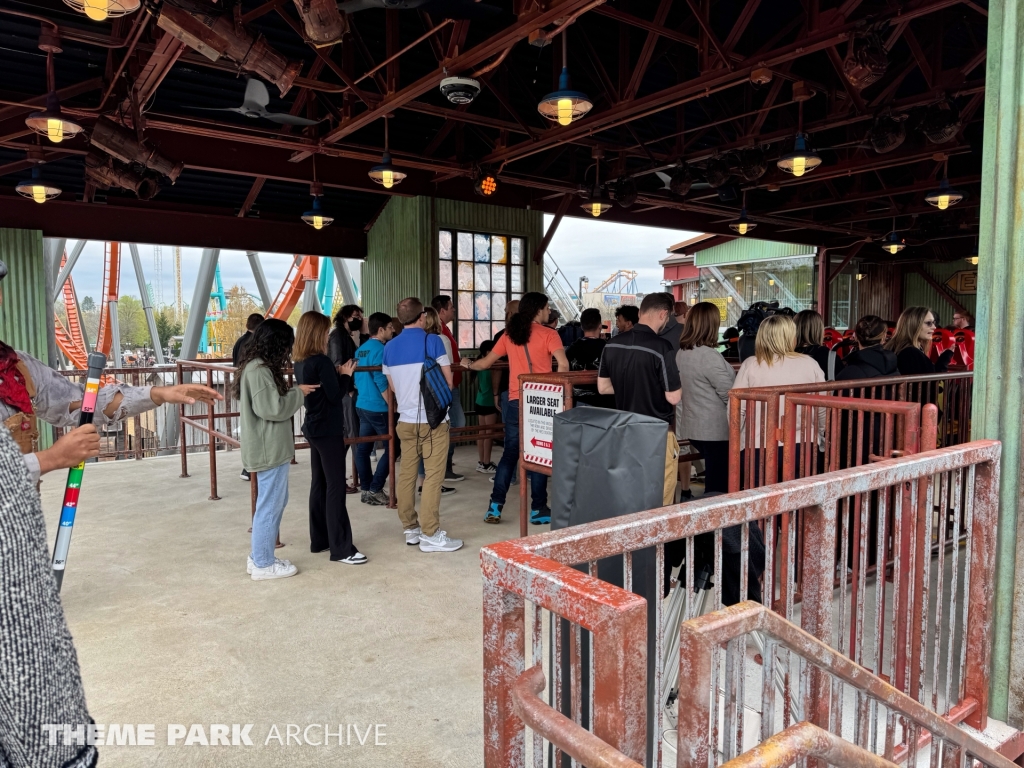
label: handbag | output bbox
[420,336,453,429]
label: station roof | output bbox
[0,0,986,259]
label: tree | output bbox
[215,286,265,350]
[81,296,95,312]
[117,296,148,348]
[155,309,181,350]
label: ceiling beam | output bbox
[756,174,981,215]
[624,0,675,101]
[722,0,763,53]
[0,194,367,258]
[593,6,704,49]
[0,78,103,123]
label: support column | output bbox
[52,240,86,302]
[128,243,166,364]
[975,0,1024,727]
[181,248,219,360]
[246,251,273,311]
[300,278,322,314]
[42,237,64,368]
[331,257,360,307]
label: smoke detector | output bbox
[440,76,481,105]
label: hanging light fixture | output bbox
[729,192,757,235]
[474,169,498,196]
[537,28,592,126]
[856,272,865,281]
[301,167,333,229]
[16,165,62,204]
[966,255,979,266]
[924,160,964,210]
[777,99,821,177]
[368,116,406,189]
[580,159,612,217]
[63,0,140,21]
[881,219,905,254]
[25,52,84,144]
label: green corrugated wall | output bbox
[694,238,817,267]
[902,261,977,324]
[0,228,52,447]
[363,196,544,319]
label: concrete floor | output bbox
[39,445,523,767]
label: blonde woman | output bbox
[886,306,952,375]
[732,314,825,485]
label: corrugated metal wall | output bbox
[0,228,48,359]
[857,263,900,320]
[694,238,816,266]
[903,261,977,325]
[0,228,52,448]
[363,196,544,317]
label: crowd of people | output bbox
[227,282,966,586]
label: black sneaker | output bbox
[418,485,457,496]
[240,469,250,481]
[444,470,465,482]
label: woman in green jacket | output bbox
[233,319,318,581]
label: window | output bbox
[439,229,524,349]
[697,257,816,328]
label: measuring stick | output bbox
[52,352,106,592]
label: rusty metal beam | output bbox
[624,0,675,101]
[238,177,266,218]
[759,175,981,216]
[533,193,574,264]
[827,46,868,113]
[722,0,763,53]
[908,266,970,314]
[130,33,185,113]
[593,5,704,49]
[0,77,103,123]
[904,27,934,87]
[827,240,866,282]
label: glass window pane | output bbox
[457,291,473,320]
[458,262,474,291]
[439,260,452,291]
[474,263,490,291]
[491,236,507,264]
[474,234,490,262]
[439,230,452,260]
[492,321,504,338]
[492,293,507,323]
[457,232,473,260]
[512,293,522,302]
[476,321,491,347]
[511,266,524,293]
[492,264,507,292]
[458,321,473,349]
[511,238,524,264]
[474,292,491,320]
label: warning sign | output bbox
[522,381,563,467]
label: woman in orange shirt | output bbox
[464,292,568,526]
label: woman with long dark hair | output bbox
[465,292,569,525]
[293,311,364,565]
[886,306,953,374]
[234,319,318,581]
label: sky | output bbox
[62,216,701,311]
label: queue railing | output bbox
[482,440,1002,767]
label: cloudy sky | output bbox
[64,216,701,310]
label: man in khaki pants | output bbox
[382,297,463,552]
[597,292,683,505]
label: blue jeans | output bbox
[446,386,466,470]
[355,408,390,492]
[251,461,290,568]
[490,398,547,510]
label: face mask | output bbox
[348,319,362,332]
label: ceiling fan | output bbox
[186,79,321,126]
[337,0,500,18]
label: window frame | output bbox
[437,227,526,351]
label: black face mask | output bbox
[348,319,362,332]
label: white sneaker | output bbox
[251,560,298,580]
[419,530,463,553]
[247,555,292,575]
[404,527,422,546]
[338,552,368,565]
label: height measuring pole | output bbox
[51,352,106,592]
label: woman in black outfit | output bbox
[886,306,954,374]
[837,315,899,380]
[795,309,844,380]
[293,311,365,565]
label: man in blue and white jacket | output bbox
[381,298,463,553]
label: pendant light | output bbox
[16,165,62,204]
[881,219,905,254]
[965,235,978,265]
[729,192,757,235]
[777,99,821,177]
[925,158,963,210]
[25,52,84,144]
[368,116,406,189]
[63,0,140,21]
[537,29,593,126]
[301,162,333,230]
[580,160,611,218]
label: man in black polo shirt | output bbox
[598,292,682,504]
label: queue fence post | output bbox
[178,361,190,478]
[207,366,220,500]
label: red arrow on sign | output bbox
[530,437,553,449]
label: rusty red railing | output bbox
[481,438,1001,768]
